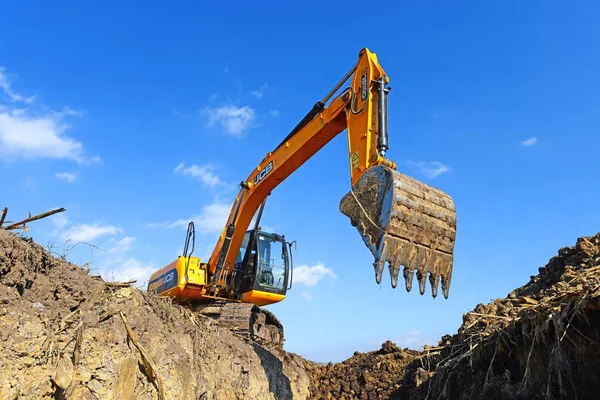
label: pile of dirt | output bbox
[304,232,600,400]
[412,233,600,400]
[0,229,310,399]
[305,341,421,400]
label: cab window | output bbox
[256,234,287,291]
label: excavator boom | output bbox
[205,48,457,299]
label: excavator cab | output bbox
[233,228,292,306]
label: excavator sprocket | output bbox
[340,165,456,298]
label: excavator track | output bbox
[340,165,457,298]
[193,301,284,349]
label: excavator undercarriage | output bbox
[193,301,285,349]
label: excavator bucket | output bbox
[340,165,456,298]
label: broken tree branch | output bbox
[119,311,165,399]
[0,207,7,227]
[105,280,137,287]
[3,207,66,230]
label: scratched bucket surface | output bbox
[340,165,457,298]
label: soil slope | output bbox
[0,229,309,400]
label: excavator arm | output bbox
[207,48,456,299]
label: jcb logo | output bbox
[164,271,175,284]
[361,70,368,100]
[254,161,273,185]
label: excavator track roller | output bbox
[340,165,456,298]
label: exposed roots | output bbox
[412,234,600,400]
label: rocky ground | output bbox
[2,227,600,399]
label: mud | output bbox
[0,229,309,400]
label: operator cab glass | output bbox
[256,233,287,292]
[235,229,290,295]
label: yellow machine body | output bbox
[148,254,286,307]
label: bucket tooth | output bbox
[429,274,441,298]
[417,271,427,295]
[403,267,415,292]
[441,274,452,299]
[389,264,400,288]
[374,260,384,284]
[340,165,456,297]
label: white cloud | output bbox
[406,161,450,178]
[107,236,136,254]
[61,223,123,242]
[0,110,100,165]
[269,109,279,117]
[168,201,231,234]
[293,262,336,287]
[0,67,35,104]
[250,83,268,99]
[202,105,256,137]
[51,213,70,229]
[0,67,100,165]
[300,292,312,302]
[520,137,537,147]
[47,214,155,288]
[174,162,221,187]
[55,172,76,183]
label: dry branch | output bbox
[2,207,66,230]
[105,280,137,287]
[119,311,165,399]
[0,207,7,227]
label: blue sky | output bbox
[1,1,600,363]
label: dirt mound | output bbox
[0,229,309,399]
[305,341,420,400]
[412,233,600,400]
[303,233,600,400]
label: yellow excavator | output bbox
[147,48,457,348]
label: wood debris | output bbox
[0,206,66,230]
